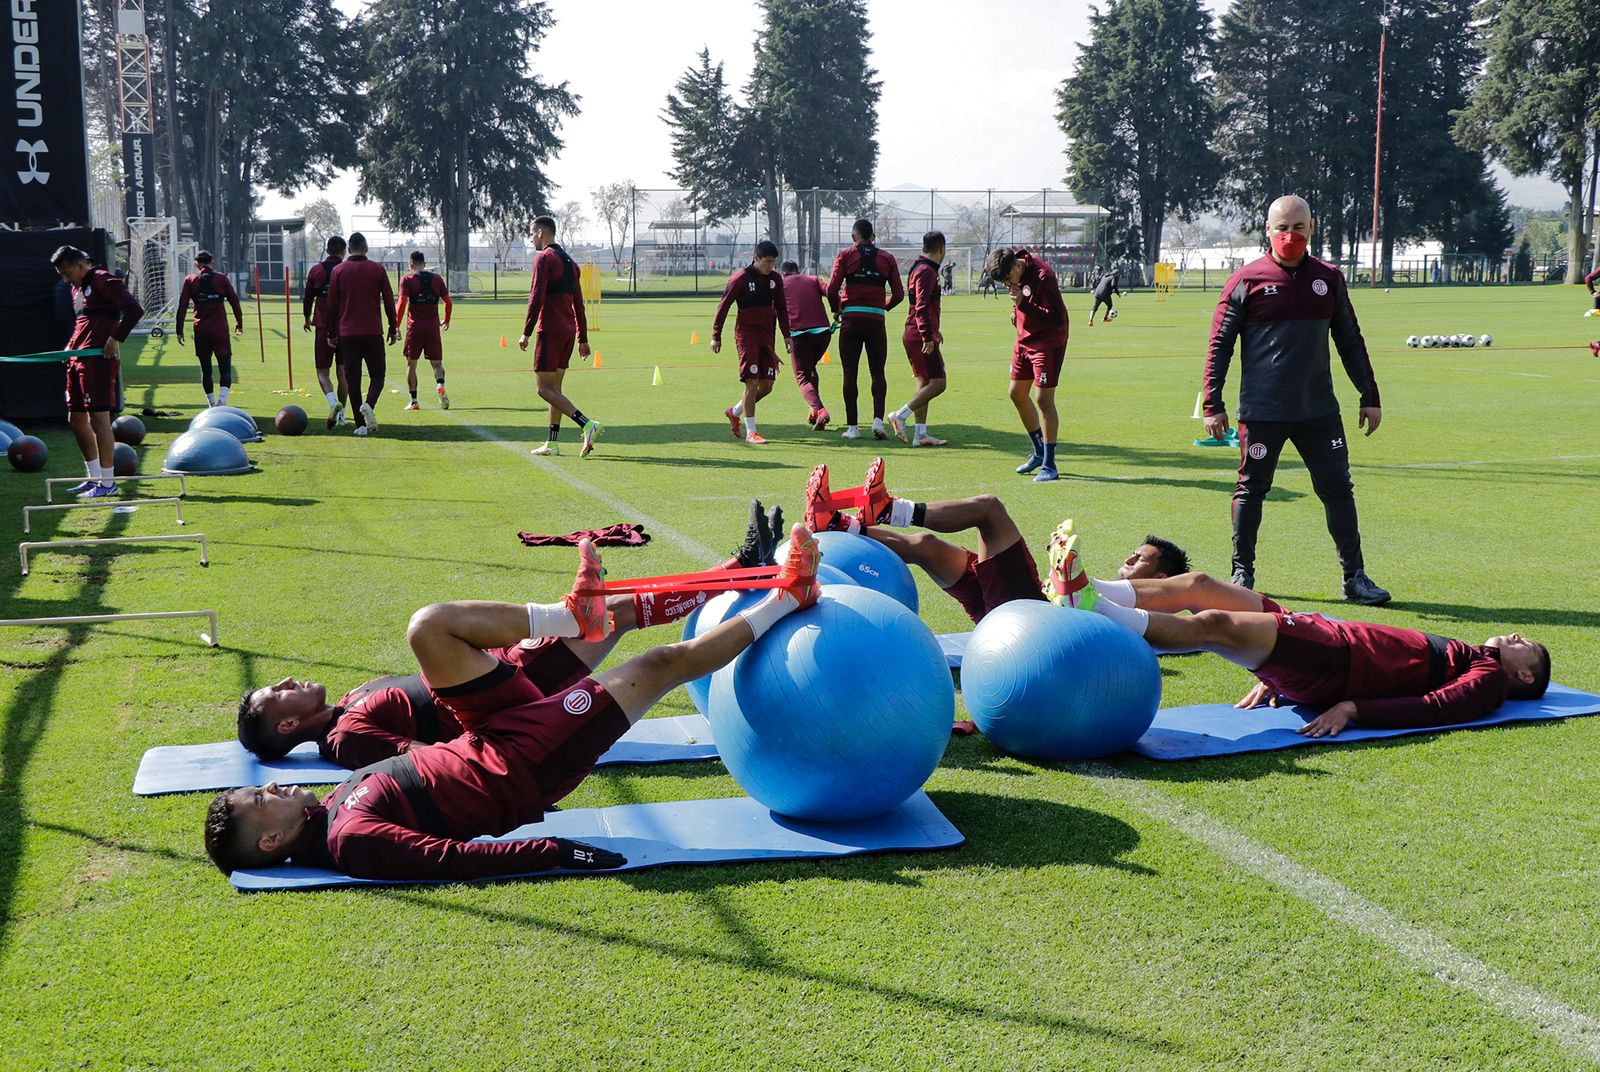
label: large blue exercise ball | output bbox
[962,602,1161,760]
[678,563,857,714]
[163,428,253,475]
[706,584,953,821]
[0,419,22,443]
[190,407,262,443]
[774,530,917,612]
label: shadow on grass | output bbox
[26,818,209,867]
[1265,595,1600,631]
[373,789,1169,1055]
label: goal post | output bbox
[882,245,973,294]
[125,216,194,336]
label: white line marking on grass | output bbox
[1082,765,1600,1064]
[447,417,720,562]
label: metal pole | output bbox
[282,266,294,389]
[253,266,265,363]
[0,608,218,646]
[1369,9,1390,287]
[630,187,638,296]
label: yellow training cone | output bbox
[690,330,699,345]
[821,351,831,364]
[652,365,663,386]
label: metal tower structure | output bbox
[115,0,157,227]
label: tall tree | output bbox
[357,0,577,291]
[171,0,360,268]
[751,0,881,268]
[662,49,759,232]
[1056,0,1220,273]
[296,197,343,256]
[592,181,638,270]
[1454,0,1600,282]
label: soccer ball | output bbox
[1420,336,1433,348]
[1480,334,1492,347]
[1107,308,1118,320]
[1463,333,1476,347]
[1406,335,1419,348]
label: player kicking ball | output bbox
[205,524,822,881]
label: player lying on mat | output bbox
[204,526,822,880]
[1078,569,1550,737]
[235,503,786,767]
[803,457,1187,625]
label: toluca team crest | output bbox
[1311,279,1329,296]
[1248,442,1268,460]
[562,688,594,716]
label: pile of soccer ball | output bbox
[1407,334,1492,348]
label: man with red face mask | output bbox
[1202,195,1388,605]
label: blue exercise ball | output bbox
[190,407,262,443]
[678,564,857,714]
[962,602,1161,760]
[0,418,22,443]
[163,428,253,475]
[774,530,917,612]
[706,584,953,821]
[0,428,11,453]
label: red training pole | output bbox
[254,266,266,362]
[1368,9,1389,287]
[282,266,295,389]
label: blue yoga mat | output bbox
[940,632,970,669]
[229,791,964,891]
[133,713,718,795]
[1129,683,1600,761]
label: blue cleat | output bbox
[1032,466,1059,483]
[78,482,120,499]
[1015,453,1042,475]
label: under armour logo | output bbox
[15,140,48,184]
[1262,285,1279,296]
[1330,437,1344,449]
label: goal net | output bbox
[882,245,975,295]
[125,217,195,336]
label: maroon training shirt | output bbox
[522,244,588,341]
[903,255,942,344]
[175,269,243,338]
[397,270,452,329]
[1204,253,1378,423]
[783,274,830,334]
[713,264,790,342]
[826,244,905,319]
[317,675,465,770]
[325,254,397,339]
[66,266,144,350]
[302,255,343,326]
[1008,250,1067,352]
[1258,616,1511,728]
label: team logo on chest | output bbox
[1311,279,1329,296]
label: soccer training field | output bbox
[2,283,1598,1069]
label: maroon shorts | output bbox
[736,338,780,381]
[942,539,1045,625]
[534,331,575,373]
[420,659,630,830]
[902,334,946,380]
[491,637,591,696]
[194,333,232,361]
[65,354,119,412]
[314,327,336,370]
[1254,611,1350,707]
[1010,344,1065,388]
[404,326,443,363]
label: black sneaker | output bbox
[1343,570,1391,606]
[1231,567,1255,590]
[733,500,767,568]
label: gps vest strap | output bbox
[410,270,440,306]
[328,754,450,838]
[846,244,886,288]
[313,257,339,299]
[1421,632,1452,692]
[195,269,223,303]
[547,244,578,296]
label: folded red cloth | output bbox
[518,523,650,548]
[951,720,976,737]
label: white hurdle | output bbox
[20,533,208,576]
[0,609,219,647]
[23,496,184,533]
[44,473,188,503]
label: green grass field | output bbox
[3,283,1599,1070]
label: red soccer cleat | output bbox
[859,456,892,527]
[777,523,821,610]
[563,538,614,642]
[812,406,830,431]
[805,464,847,533]
[1591,340,1599,359]
[723,407,742,438]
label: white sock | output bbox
[527,601,580,638]
[326,391,339,407]
[739,590,799,639]
[86,460,100,480]
[743,417,757,437]
[1094,599,1149,635]
[204,392,215,406]
[892,403,912,422]
[887,498,916,527]
[1090,578,1136,607]
[843,516,862,535]
[219,387,230,404]
[872,417,885,432]
[914,423,927,438]
[729,400,744,417]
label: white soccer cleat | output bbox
[437,385,450,410]
[359,403,377,432]
[531,442,559,456]
[352,425,368,437]
[840,426,861,440]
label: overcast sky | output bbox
[259,0,1567,232]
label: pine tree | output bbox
[357,0,577,290]
[662,50,759,233]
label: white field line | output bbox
[454,409,1600,1061]
[1080,764,1600,1064]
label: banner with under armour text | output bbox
[2,0,90,226]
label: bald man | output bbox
[1203,195,1389,605]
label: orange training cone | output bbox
[499,334,507,348]
[593,351,603,368]
[821,351,831,364]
